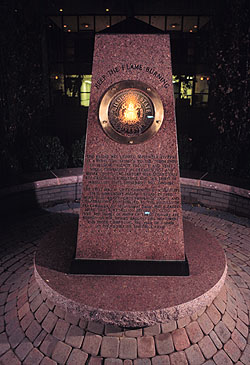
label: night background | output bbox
[0,0,249,187]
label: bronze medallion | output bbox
[99,80,164,144]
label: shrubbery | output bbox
[27,136,68,171]
[206,0,250,179]
[177,135,195,170]
[202,139,239,176]
[203,138,250,179]
[0,150,22,179]
[1,131,250,184]
[71,137,85,167]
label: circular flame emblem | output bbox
[109,90,155,136]
[99,80,164,144]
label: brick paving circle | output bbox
[0,203,249,364]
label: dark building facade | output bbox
[45,1,217,148]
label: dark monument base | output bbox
[70,259,189,276]
[34,219,227,327]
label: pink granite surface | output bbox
[76,34,185,261]
[35,219,227,327]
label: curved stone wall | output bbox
[1,170,250,218]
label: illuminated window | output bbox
[80,75,92,107]
[183,16,198,33]
[64,75,92,106]
[173,75,194,106]
[172,75,180,102]
[180,76,194,105]
[111,16,126,26]
[65,75,81,98]
[63,16,77,32]
[135,15,149,24]
[49,16,62,29]
[173,75,209,107]
[150,16,165,30]
[166,16,182,31]
[79,16,94,31]
[95,16,110,32]
[194,75,209,107]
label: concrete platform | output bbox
[34,219,227,327]
[0,203,249,364]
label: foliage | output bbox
[0,150,22,179]
[178,134,195,169]
[202,138,239,175]
[28,136,68,171]
[71,137,85,167]
[0,1,48,177]
[208,0,250,144]
[201,135,250,179]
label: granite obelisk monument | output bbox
[72,33,187,275]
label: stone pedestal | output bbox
[35,219,227,327]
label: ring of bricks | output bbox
[0,206,249,365]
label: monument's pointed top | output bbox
[99,16,165,34]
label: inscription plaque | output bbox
[99,80,164,144]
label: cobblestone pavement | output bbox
[0,203,249,365]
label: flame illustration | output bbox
[124,102,139,121]
[119,94,143,125]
